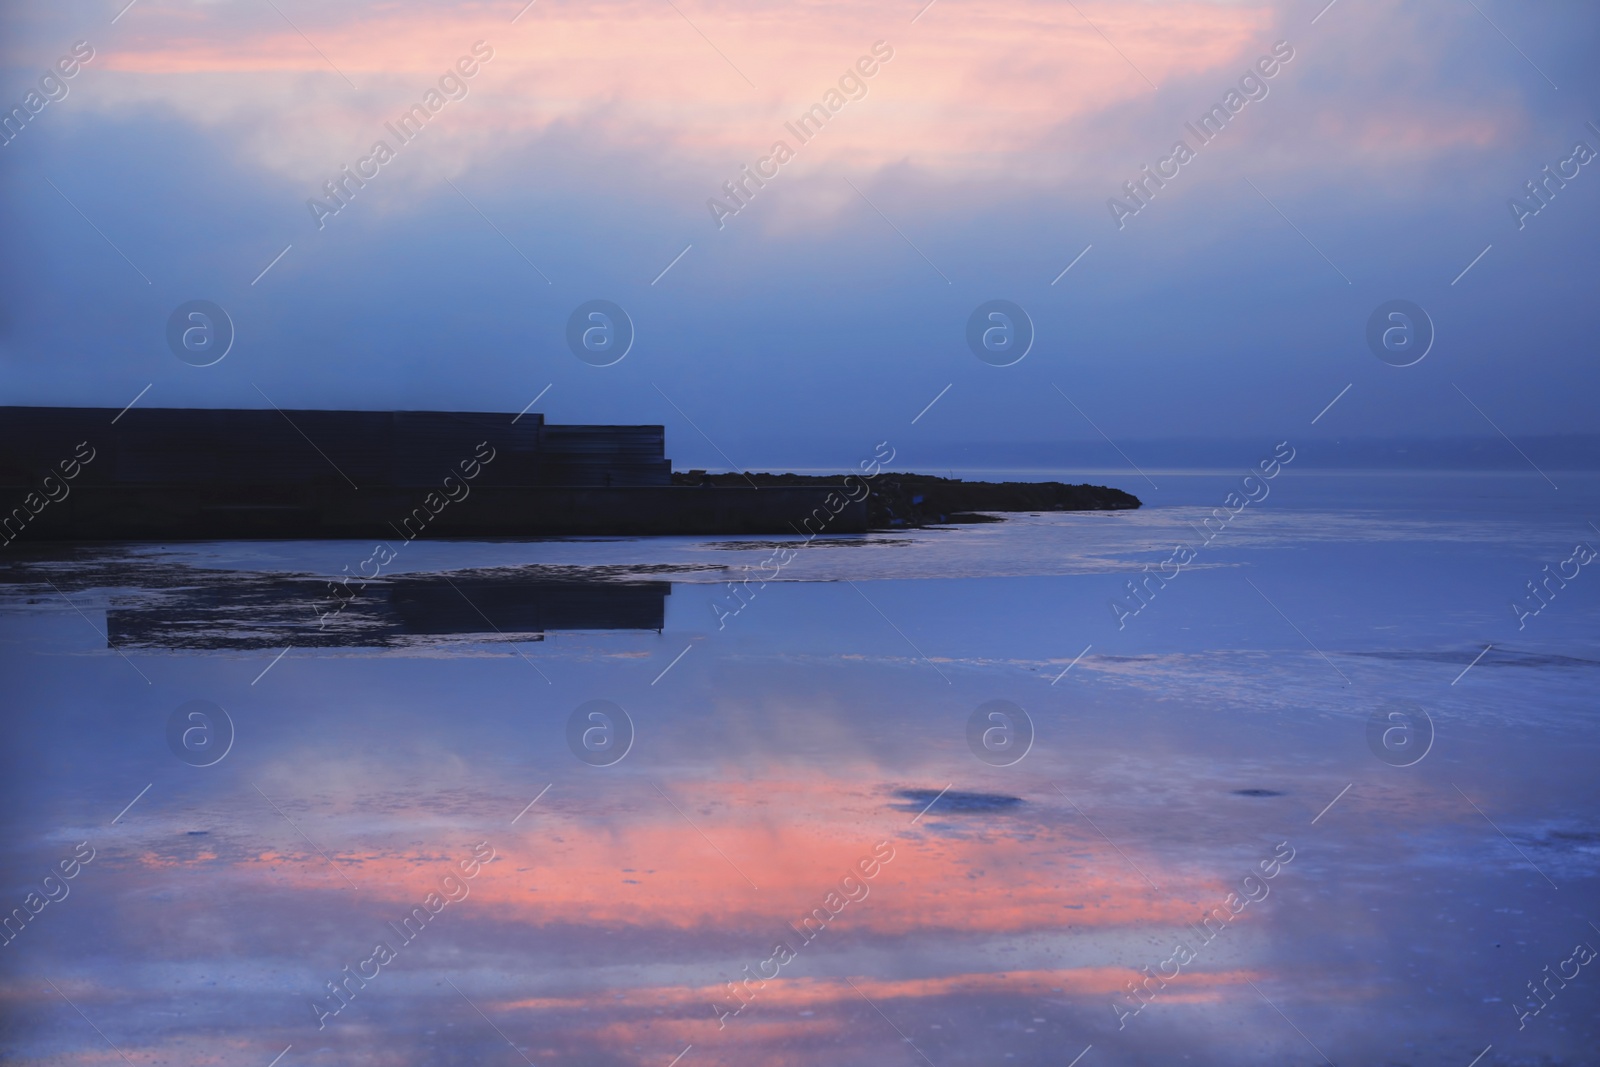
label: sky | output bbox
[1,0,1597,470]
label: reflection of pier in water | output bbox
[98,570,670,650]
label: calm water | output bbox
[2,471,1597,1066]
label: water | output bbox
[2,472,1597,1065]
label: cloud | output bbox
[71,0,1278,192]
[2,0,1597,446]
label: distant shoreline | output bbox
[672,471,1141,529]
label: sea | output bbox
[1,470,1596,1066]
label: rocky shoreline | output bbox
[671,471,1141,529]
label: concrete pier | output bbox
[0,406,866,540]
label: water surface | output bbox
[2,472,1597,1066]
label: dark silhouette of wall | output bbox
[0,407,865,539]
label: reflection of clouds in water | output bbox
[85,772,1222,934]
[12,763,1281,1061]
[4,478,1598,1066]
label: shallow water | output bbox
[2,472,1597,1066]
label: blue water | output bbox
[1,471,1596,1066]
